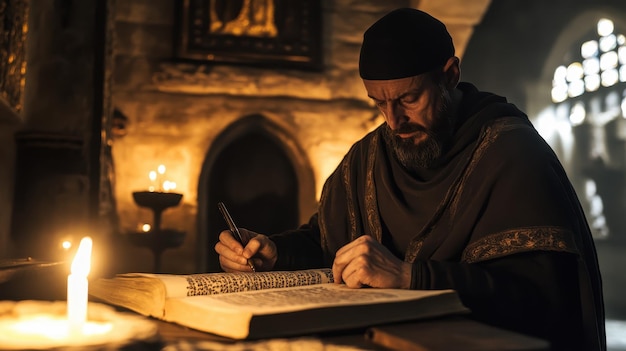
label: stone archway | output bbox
[197,114,316,272]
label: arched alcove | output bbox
[196,114,317,272]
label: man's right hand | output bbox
[214,229,278,272]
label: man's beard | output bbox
[382,88,455,172]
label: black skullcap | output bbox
[359,8,455,80]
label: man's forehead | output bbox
[363,74,429,99]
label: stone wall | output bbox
[0,0,27,259]
[0,102,20,258]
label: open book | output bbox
[89,268,468,340]
[89,269,334,318]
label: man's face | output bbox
[363,74,454,171]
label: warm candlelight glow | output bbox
[9,315,112,339]
[141,223,151,232]
[61,241,72,250]
[67,236,92,333]
[149,170,158,192]
[147,165,177,192]
[162,180,177,192]
[0,300,157,349]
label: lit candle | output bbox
[162,180,177,192]
[0,235,158,349]
[157,165,166,192]
[148,171,157,192]
[61,240,72,250]
[67,237,92,333]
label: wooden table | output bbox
[155,316,550,351]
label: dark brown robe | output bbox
[270,82,605,351]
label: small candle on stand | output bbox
[148,171,157,192]
[162,180,177,192]
[157,165,166,191]
[67,236,93,334]
[147,165,177,193]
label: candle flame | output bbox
[163,180,177,192]
[157,165,166,174]
[70,237,92,277]
[148,171,157,181]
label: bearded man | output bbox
[215,8,606,351]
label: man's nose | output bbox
[384,103,407,130]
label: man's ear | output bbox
[442,56,461,89]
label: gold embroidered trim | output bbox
[342,147,358,241]
[405,240,423,263]
[462,226,579,263]
[449,117,528,219]
[365,133,382,242]
[318,174,330,255]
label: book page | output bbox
[172,283,456,315]
[163,284,467,339]
[137,268,334,298]
[183,269,334,296]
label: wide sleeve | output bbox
[458,122,583,262]
[269,213,325,270]
[411,251,584,350]
[410,120,601,351]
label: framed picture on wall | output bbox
[0,0,28,113]
[177,0,323,70]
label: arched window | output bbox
[550,18,626,239]
[552,18,626,105]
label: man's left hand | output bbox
[332,235,412,289]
